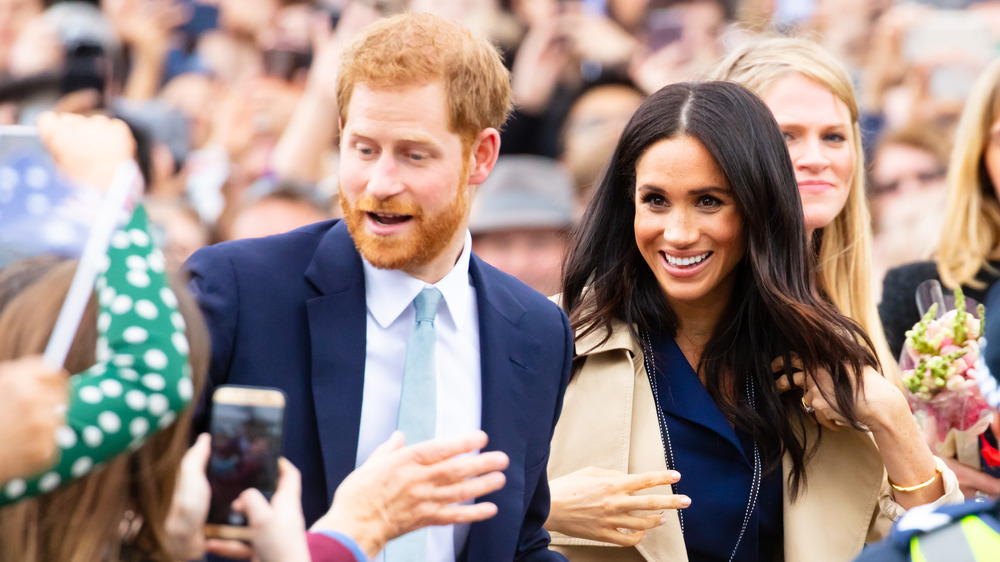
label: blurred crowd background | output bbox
[0,0,994,298]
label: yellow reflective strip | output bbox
[911,535,928,562]
[961,516,1000,560]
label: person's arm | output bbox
[270,2,379,182]
[307,531,367,562]
[163,431,506,561]
[104,0,190,101]
[0,204,192,506]
[777,364,961,511]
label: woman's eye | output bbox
[824,133,847,143]
[698,196,721,208]
[781,131,794,142]
[641,192,667,207]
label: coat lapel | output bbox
[462,256,537,560]
[549,323,688,562]
[304,221,368,501]
[782,417,884,562]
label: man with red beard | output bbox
[185,12,573,562]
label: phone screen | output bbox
[206,394,285,528]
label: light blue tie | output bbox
[384,287,442,561]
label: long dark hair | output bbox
[561,81,878,495]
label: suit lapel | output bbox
[305,221,368,501]
[463,257,535,560]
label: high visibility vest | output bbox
[910,513,1000,561]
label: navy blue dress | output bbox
[648,331,784,562]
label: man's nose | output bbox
[366,154,405,199]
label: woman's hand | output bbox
[773,356,907,432]
[207,459,311,562]
[164,433,212,561]
[546,466,689,547]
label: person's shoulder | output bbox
[189,220,342,270]
[882,261,939,289]
[472,255,565,316]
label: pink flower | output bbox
[941,344,962,356]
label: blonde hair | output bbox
[936,57,1000,289]
[336,12,513,148]
[0,261,208,562]
[709,36,897,380]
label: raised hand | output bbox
[546,466,689,546]
[36,112,136,191]
[311,430,510,559]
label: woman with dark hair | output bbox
[544,81,961,561]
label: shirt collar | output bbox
[362,230,475,331]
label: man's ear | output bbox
[467,128,501,186]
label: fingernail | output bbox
[670,470,681,480]
[679,496,691,507]
[659,515,669,525]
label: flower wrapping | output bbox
[901,287,997,470]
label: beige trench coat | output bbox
[547,320,962,562]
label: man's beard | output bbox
[340,179,469,272]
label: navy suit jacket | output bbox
[186,220,572,561]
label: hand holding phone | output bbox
[205,385,286,541]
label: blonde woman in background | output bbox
[880,57,1000,499]
[708,37,897,384]
[880,57,1000,360]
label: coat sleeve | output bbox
[868,460,965,543]
[184,242,241,432]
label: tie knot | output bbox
[413,287,443,324]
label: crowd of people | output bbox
[3,0,1000,560]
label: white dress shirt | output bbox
[355,231,482,562]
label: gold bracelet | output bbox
[888,457,945,493]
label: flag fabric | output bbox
[0,132,100,268]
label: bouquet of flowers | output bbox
[901,285,1000,473]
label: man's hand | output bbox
[546,466,688,546]
[311,430,510,559]
[36,112,136,190]
[0,356,67,484]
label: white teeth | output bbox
[665,252,710,266]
